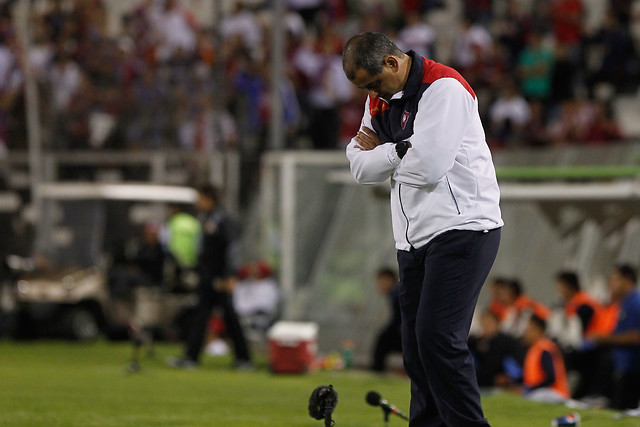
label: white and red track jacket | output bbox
[346,51,503,251]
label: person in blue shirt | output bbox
[592,264,640,409]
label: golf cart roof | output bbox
[35,183,197,203]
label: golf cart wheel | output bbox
[8,309,36,340]
[65,307,100,341]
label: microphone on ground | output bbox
[366,390,409,421]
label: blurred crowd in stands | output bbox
[469,266,640,410]
[0,0,639,156]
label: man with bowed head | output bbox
[342,32,503,426]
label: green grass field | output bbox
[0,340,636,427]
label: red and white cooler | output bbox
[267,321,318,374]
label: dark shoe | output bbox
[166,356,199,370]
[233,360,255,371]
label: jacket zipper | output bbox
[446,176,461,214]
[398,183,414,249]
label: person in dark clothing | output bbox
[590,264,640,409]
[556,270,611,400]
[556,271,602,336]
[168,185,251,369]
[371,267,403,372]
[343,32,502,426]
[468,310,525,388]
[135,222,165,286]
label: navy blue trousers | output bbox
[397,228,501,427]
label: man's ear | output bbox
[384,55,399,71]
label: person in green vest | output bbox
[164,203,202,270]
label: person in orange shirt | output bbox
[494,278,550,337]
[555,270,613,400]
[556,271,603,337]
[521,315,571,403]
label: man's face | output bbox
[494,284,513,305]
[608,270,629,301]
[196,194,214,213]
[348,58,402,101]
[376,275,395,294]
[480,312,499,336]
[556,281,573,302]
[522,320,539,346]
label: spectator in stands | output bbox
[4,0,639,155]
[589,264,640,409]
[292,24,351,149]
[0,22,22,150]
[220,1,263,62]
[370,267,402,373]
[493,0,533,68]
[61,71,95,150]
[149,0,198,63]
[463,0,493,25]
[395,11,436,59]
[550,43,578,104]
[469,310,526,388]
[43,0,70,44]
[287,0,324,26]
[523,100,550,147]
[518,30,554,102]
[453,15,492,76]
[549,0,584,54]
[49,51,83,114]
[129,66,168,148]
[177,93,239,152]
[488,78,531,147]
[586,10,638,94]
[494,278,550,337]
[520,315,571,403]
[547,97,596,145]
[584,101,623,143]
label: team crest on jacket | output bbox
[401,110,411,130]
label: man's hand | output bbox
[355,126,382,151]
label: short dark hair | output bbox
[507,279,523,297]
[615,264,637,284]
[529,314,547,332]
[377,267,397,281]
[197,184,221,204]
[492,277,522,296]
[556,271,580,291]
[342,32,404,79]
[491,277,511,287]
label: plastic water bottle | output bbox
[551,413,581,426]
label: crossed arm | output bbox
[346,79,474,187]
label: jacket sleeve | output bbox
[394,78,476,187]
[346,97,401,185]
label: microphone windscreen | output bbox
[366,391,381,406]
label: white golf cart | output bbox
[6,183,198,341]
